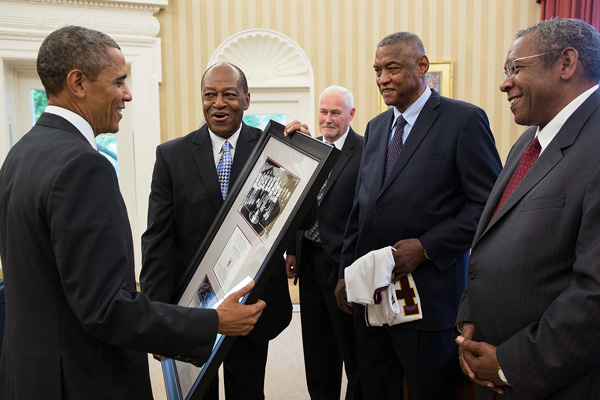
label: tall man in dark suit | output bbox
[456,18,600,400]
[334,32,502,399]
[141,62,292,400]
[0,26,265,400]
[285,86,363,400]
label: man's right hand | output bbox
[334,278,354,315]
[285,254,297,279]
[216,280,266,336]
[285,119,311,137]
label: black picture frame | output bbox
[160,120,341,400]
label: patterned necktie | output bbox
[489,136,541,222]
[217,140,232,200]
[305,180,326,241]
[385,115,407,180]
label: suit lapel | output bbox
[475,89,600,244]
[380,91,440,196]
[320,128,358,201]
[231,124,258,184]
[472,130,535,242]
[373,111,395,193]
[191,126,223,210]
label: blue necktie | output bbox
[217,140,232,200]
[385,115,406,180]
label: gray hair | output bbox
[378,32,426,56]
[319,85,354,112]
[37,25,120,97]
[516,18,600,81]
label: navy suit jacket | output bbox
[141,123,292,342]
[458,89,600,400]
[340,90,502,331]
[0,113,219,399]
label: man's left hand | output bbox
[456,335,505,393]
[391,238,426,281]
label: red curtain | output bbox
[537,0,600,31]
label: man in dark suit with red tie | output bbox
[141,62,292,400]
[335,32,502,399]
[456,18,600,400]
[285,85,363,399]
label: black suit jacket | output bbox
[0,113,220,399]
[340,90,502,331]
[290,127,364,266]
[141,123,291,342]
[458,89,600,400]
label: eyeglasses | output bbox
[503,51,562,80]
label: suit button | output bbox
[374,208,381,214]
[468,271,475,280]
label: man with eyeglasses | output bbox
[456,18,600,400]
[334,32,502,399]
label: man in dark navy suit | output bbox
[0,26,263,400]
[335,32,502,399]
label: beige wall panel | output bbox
[157,0,540,161]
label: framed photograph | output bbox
[377,60,453,113]
[160,120,341,400]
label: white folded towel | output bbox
[345,246,423,327]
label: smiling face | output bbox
[500,33,562,129]
[374,42,428,113]
[318,91,355,143]
[201,64,250,138]
[83,47,131,136]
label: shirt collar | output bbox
[536,85,599,153]
[209,124,242,156]
[44,105,98,150]
[393,86,432,127]
[323,127,350,150]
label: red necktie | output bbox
[385,116,406,180]
[490,136,541,222]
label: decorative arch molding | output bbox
[0,0,168,277]
[208,29,313,88]
[208,29,315,131]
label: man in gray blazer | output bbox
[456,18,600,400]
[0,26,265,399]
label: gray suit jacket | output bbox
[458,89,600,399]
[0,113,219,399]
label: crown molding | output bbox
[0,0,165,37]
[2,0,167,11]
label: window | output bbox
[243,113,286,130]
